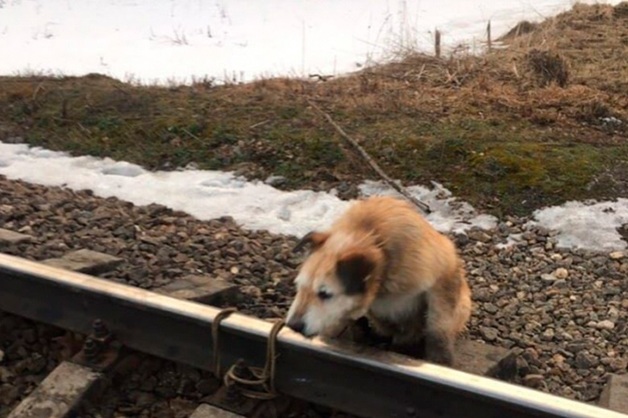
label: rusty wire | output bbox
[211,307,237,379]
[223,318,286,400]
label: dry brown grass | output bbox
[304,2,628,140]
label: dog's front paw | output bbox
[425,348,454,366]
[424,332,454,366]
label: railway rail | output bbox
[1,252,626,418]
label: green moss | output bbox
[352,117,614,216]
[470,144,547,186]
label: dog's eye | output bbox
[317,289,333,300]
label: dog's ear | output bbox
[292,231,330,253]
[336,248,381,295]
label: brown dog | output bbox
[285,195,471,365]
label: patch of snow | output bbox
[264,175,287,187]
[529,200,628,251]
[600,116,623,127]
[0,141,495,238]
[359,180,497,234]
[495,233,523,250]
[0,0,620,85]
[2,140,627,251]
[101,162,146,178]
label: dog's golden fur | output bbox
[286,195,471,365]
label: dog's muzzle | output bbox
[287,317,306,334]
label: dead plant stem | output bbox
[307,99,431,214]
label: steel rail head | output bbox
[0,252,625,418]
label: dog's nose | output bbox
[287,318,305,334]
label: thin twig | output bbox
[512,62,520,78]
[445,69,461,86]
[249,119,271,129]
[112,82,131,96]
[416,63,426,81]
[76,123,92,135]
[181,127,201,141]
[32,82,45,102]
[307,99,431,214]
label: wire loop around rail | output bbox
[211,307,237,379]
[223,318,286,400]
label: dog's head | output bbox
[286,230,383,338]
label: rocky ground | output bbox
[0,174,627,416]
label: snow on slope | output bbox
[0,0,620,84]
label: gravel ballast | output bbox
[0,174,626,413]
[0,313,66,417]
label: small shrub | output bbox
[526,49,569,87]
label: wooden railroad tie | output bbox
[153,274,240,306]
[599,373,628,415]
[41,249,124,275]
[190,403,246,418]
[7,361,103,418]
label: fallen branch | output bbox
[307,99,431,214]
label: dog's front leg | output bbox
[423,293,458,366]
